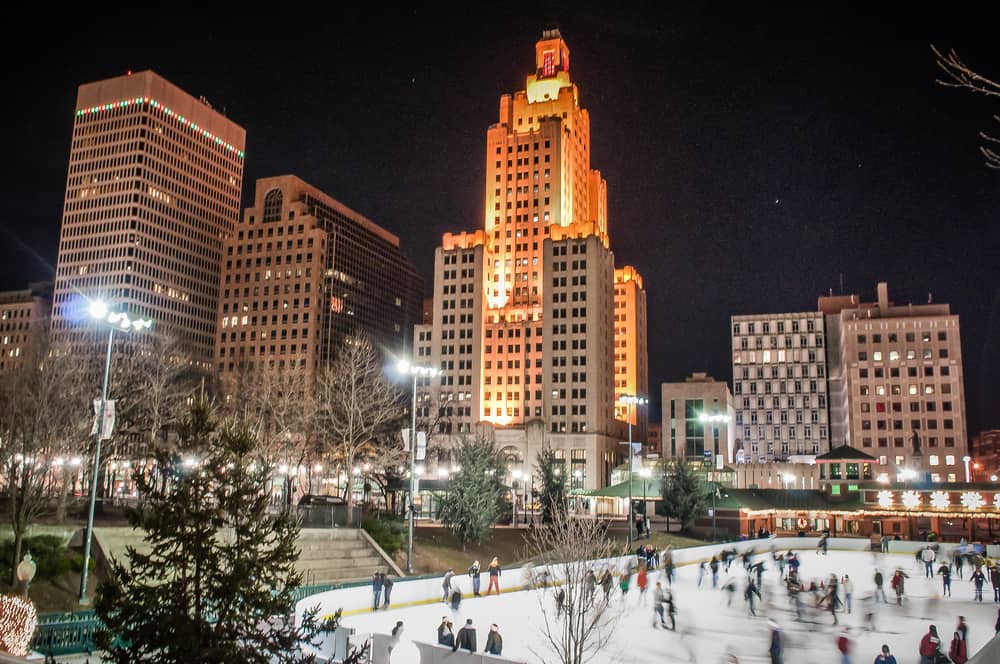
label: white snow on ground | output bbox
[341,548,1000,663]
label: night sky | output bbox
[2,7,997,436]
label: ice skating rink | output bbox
[340,549,999,663]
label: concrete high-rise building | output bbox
[51,71,245,365]
[730,311,830,462]
[661,373,736,464]
[216,175,422,381]
[0,281,52,373]
[412,29,648,490]
[834,282,967,481]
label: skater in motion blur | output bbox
[891,568,908,605]
[768,619,783,664]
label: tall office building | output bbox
[51,71,245,365]
[0,281,52,373]
[833,282,967,481]
[730,311,831,462]
[660,372,736,463]
[216,175,422,382]
[412,29,648,490]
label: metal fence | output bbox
[31,610,100,656]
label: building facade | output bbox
[730,311,830,461]
[0,282,52,372]
[411,29,648,490]
[216,175,422,382]
[660,372,736,464]
[836,282,968,481]
[971,430,1000,481]
[50,70,245,366]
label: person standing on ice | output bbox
[891,568,907,605]
[744,575,761,616]
[710,555,720,588]
[948,615,968,664]
[486,557,501,595]
[468,559,481,596]
[382,573,394,609]
[938,562,951,597]
[663,588,677,630]
[637,564,649,604]
[442,568,455,602]
[652,581,668,628]
[921,546,936,579]
[971,567,987,602]
[842,574,854,613]
[873,569,887,603]
[371,571,383,611]
[989,563,1000,602]
[918,624,942,664]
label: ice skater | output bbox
[722,575,738,607]
[486,557,501,595]
[972,567,986,601]
[382,573,394,609]
[663,588,677,630]
[637,564,649,604]
[744,576,761,617]
[836,626,853,664]
[442,568,455,602]
[768,619,784,664]
[891,568,907,605]
[468,559,481,596]
[873,569,888,603]
[938,562,951,597]
[371,571,383,611]
[874,643,897,664]
[652,581,668,628]
[710,555,720,588]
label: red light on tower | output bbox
[126,70,132,76]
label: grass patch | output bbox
[412,526,531,576]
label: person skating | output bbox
[663,588,677,630]
[449,583,463,612]
[486,557,501,595]
[619,569,631,602]
[817,532,829,555]
[652,581,668,628]
[584,568,597,601]
[955,550,965,579]
[371,571,383,611]
[921,546,937,579]
[990,564,1000,602]
[382,573,394,609]
[722,575,738,607]
[453,618,477,653]
[995,606,1000,635]
[843,574,854,613]
[768,619,784,664]
[918,625,942,664]
[891,569,908,605]
[437,616,455,648]
[710,555,720,588]
[948,615,968,664]
[744,576,761,617]
[442,568,455,602]
[600,568,614,603]
[937,563,951,597]
[861,591,878,631]
[483,623,503,655]
[697,560,706,588]
[468,559,481,596]
[971,567,986,602]
[388,620,404,656]
[637,565,649,604]
[555,586,566,619]
[873,569,887,603]
[873,643,897,664]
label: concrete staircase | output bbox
[72,526,398,587]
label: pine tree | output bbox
[95,403,319,663]
[436,435,505,549]
[658,457,710,534]
[536,447,566,525]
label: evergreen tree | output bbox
[536,447,566,525]
[658,457,710,534]
[95,403,319,663]
[436,436,505,549]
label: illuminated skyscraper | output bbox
[413,29,648,490]
[50,71,245,365]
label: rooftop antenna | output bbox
[838,272,845,295]
[928,292,933,304]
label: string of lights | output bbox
[0,595,37,657]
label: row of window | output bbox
[858,331,946,344]
[859,383,954,396]
[733,319,820,335]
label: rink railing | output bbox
[968,632,1000,664]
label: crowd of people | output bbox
[363,536,1000,663]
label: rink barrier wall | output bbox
[968,633,1000,664]
[413,640,527,664]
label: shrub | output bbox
[361,516,404,554]
[0,535,71,581]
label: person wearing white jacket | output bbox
[842,574,854,614]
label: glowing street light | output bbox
[618,394,647,549]
[393,359,441,574]
[963,455,972,483]
[79,300,152,605]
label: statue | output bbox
[911,429,922,457]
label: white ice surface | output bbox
[341,549,999,663]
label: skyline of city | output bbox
[1,8,997,435]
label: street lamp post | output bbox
[963,455,972,483]
[512,468,523,527]
[395,360,440,575]
[79,301,152,605]
[618,394,647,551]
[639,466,651,538]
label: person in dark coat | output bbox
[382,573,394,608]
[600,568,614,603]
[371,572,383,610]
[972,567,987,602]
[389,620,404,655]
[874,643,897,664]
[768,619,783,664]
[442,568,455,602]
[454,618,477,653]
[450,583,463,612]
[487,557,502,595]
[990,564,1000,602]
[469,559,482,596]
[710,555,720,588]
[484,624,503,655]
[437,616,455,647]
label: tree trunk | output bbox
[56,471,72,523]
[10,526,24,587]
[345,452,355,526]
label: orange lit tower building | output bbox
[412,29,648,490]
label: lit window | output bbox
[873,351,883,361]
[929,455,939,466]
[945,455,955,466]
[889,351,899,361]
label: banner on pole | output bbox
[90,399,116,441]
[401,428,411,451]
[416,431,427,461]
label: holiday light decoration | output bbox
[960,491,984,510]
[994,493,1000,509]
[75,97,245,158]
[877,490,893,508]
[901,490,921,509]
[0,594,38,656]
[929,491,951,510]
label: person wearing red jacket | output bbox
[918,625,941,664]
[836,627,852,664]
[949,615,968,664]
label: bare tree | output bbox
[0,337,86,583]
[314,336,405,525]
[932,45,1000,169]
[522,507,623,664]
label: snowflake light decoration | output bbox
[960,491,984,510]
[877,490,893,508]
[929,491,950,510]
[901,490,921,509]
